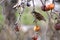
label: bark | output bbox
[0,0,19,40]
[1,0,17,26]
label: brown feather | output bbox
[32,11,46,21]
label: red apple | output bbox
[32,36,38,40]
[55,23,60,30]
[15,24,19,32]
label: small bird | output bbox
[32,11,46,21]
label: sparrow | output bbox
[32,11,46,21]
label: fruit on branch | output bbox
[48,3,54,10]
[34,25,40,32]
[27,2,31,7]
[32,11,46,21]
[15,24,19,32]
[41,5,46,11]
[32,35,38,40]
[41,3,54,11]
[41,5,50,11]
[15,26,19,32]
[55,23,60,30]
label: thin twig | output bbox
[40,0,44,5]
[52,0,55,4]
[32,0,38,25]
[32,0,35,11]
[44,0,47,5]
[50,10,55,31]
[15,0,25,40]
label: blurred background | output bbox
[0,0,60,40]
[0,0,48,40]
